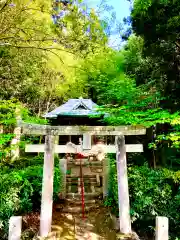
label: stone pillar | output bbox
[0,125,3,133]
[83,133,91,150]
[40,134,55,237]
[103,156,109,198]
[116,136,131,234]
[54,135,59,158]
[59,158,67,198]
[11,109,21,161]
[8,216,22,240]
[156,217,168,240]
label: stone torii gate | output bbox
[19,121,146,237]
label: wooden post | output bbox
[156,217,168,240]
[8,216,22,240]
[115,136,131,234]
[59,158,67,198]
[40,134,55,237]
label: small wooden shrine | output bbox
[44,97,106,144]
[44,97,105,126]
[44,97,107,205]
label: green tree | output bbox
[73,48,136,104]
[0,0,109,114]
[131,0,180,110]
[53,1,108,57]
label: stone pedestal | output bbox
[8,216,22,240]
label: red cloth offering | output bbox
[77,152,85,158]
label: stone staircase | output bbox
[56,157,103,213]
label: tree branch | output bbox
[0,0,10,13]
[0,43,75,55]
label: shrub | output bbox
[0,160,62,239]
[106,157,180,238]
[0,155,44,173]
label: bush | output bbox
[0,155,44,173]
[106,157,180,238]
[0,159,62,239]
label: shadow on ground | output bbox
[51,206,116,240]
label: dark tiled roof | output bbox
[44,98,100,118]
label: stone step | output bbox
[66,188,97,194]
[66,180,98,185]
[61,205,95,213]
[66,184,98,189]
[66,199,96,205]
[73,162,103,166]
[66,183,100,192]
[67,176,97,179]
[66,192,102,200]
[66,179,97,183]
[66,186,99,193]
[66,174,97,179]
[55,200,96,210]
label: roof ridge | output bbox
[72,99,90,110]
[43,98,99,118]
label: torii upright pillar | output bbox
[40,133,55,237]
[116,135,131,234]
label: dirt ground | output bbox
[21,206,151,240]
[21,206,117,239]
[51,206,117,240]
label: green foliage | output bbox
[0,133,14,161]
[0,156,62,239]
[0,0,110,114]
[54,1,108,56]
[74,48,137,104]
[106,157,180,238]
[0,99,48,164]
[102,80,180,128]
[0,0,180,238]
[132,0,180,46]
[122,34,157,87]
[131,0,180,109]
[105,108,180,127]
[74,26,180,149]
[0,99,20,127]
[0,99,47,128]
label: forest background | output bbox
[0,0,180,239]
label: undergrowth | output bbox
[105,156,180,239]
[0,155,62,239]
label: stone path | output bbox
[49,158,116,239]
[51,207,116,240]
